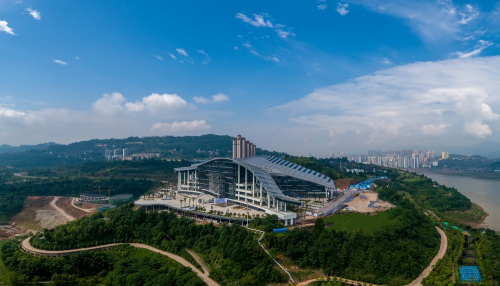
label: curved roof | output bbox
[175,158,300,205]
[237,156,336,189]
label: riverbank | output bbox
[418,168,500,181]
[416,171,500,232]
[445,203,489,229]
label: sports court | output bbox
[459,266,482,283]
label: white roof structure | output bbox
[237,156,336,189]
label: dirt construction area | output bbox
[344,191,394,213]
[8,196,97,236]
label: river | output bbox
[418,172,500,232]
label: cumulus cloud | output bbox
[193,93,229,104]
[193,96,211,104]
[91,92,126,115]
[176,48,188,57]
[124,93,188,112]
[421,124,448,136]
[317,4,328,10]
[463,120,492,138]
[336,3,349,16]
[212,93,229,102]
[26,8,41,20]
[274,56,500,147]
[151,120,211,133]
[0,20,15,35]
[53,60,68,65]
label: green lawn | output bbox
[324,211,397,235]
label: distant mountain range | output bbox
[435,141,500,159]
[0,142,58,154]
[0,135,286,170]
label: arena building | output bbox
[173,156,337,225]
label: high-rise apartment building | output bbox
[232,135,256,159]
[442,151,449,160]
[105,149,111,160]
[123,148,129,157]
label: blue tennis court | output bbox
[459,266,482,282]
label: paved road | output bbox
[50,197,76,222]
[21,238,219,286]
[298,227,448,286]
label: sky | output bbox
[1,0,500,156]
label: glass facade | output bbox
[272,175,327,198]
[197,159,237,198]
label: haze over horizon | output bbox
[1,1,500,155]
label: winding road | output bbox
[297,227,448,286]
[21,238,219,286]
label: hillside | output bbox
[0,135,286,170]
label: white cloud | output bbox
[235,13,276,28]
[212,93,229,102]
[125,93,187,112]
[276,29,296,39]
[454,40,493,58]
[193,96,211,104]
[0,20,15,35]
[75,56,80,60]
[274,56,500,147]
[168,53,177,60]
[153,55,163,61]
[421,124,448,136]
[26,8,41,20]
[234,46,239,50]
[264,56,280,62]
[463,120,492,138]
[344,0,485,43]
[317,4,328,10]
[198,49,210,64]
[151,120,211,133]
[336,3,349,16]
[463,30,486,41]
[236,13,293,39]
[458,4,479,24]
[176,48,188,57]
[381,58,391,64]
[194,93,229,104]
[91,92,188,115]
[53,60,68,65]
[91,92,126,115]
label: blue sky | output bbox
[1,0,500,155]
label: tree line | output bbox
[29,204,285,286]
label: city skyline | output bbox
[1,1,500,155]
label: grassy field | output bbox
[446,202,486,223]
[324,211,397,235]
